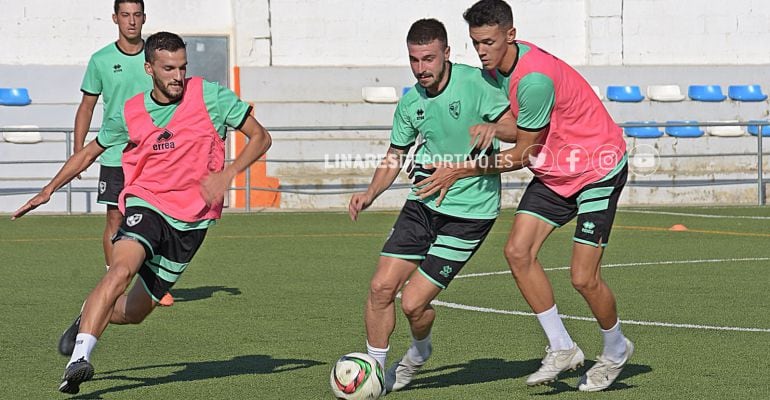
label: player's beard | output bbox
[420,62,447,93]
[155,76,184,102]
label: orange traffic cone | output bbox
[669,224,688,231]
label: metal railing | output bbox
[1,121,768,212]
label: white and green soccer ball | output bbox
[330,352,385,399]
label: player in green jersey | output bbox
[348,18,515,393]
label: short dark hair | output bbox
[145,32,186,62]
[463,0,514,28]
[114,0,144,14]
[406,19,448,48]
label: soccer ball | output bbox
[330,352,385,399]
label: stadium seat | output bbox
[727,85,767,102]
[665,121,704,138]
[361,86,398,104]
[747,120,770,136]
[0,88,32,106]
[606,85,644,102]
[647,85,685,102]
[687,85,726,102]
[623,121,663,138]
[705,122,744,137]
[2,125,42,143]
[591,85,603,100]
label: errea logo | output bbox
[581,221,596,235]
[113,64,122,73]
[153,129,175,151]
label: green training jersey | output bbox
[391,63,510,220]
[81,42,152,166]
[98,79,252,230]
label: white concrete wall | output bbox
[1,0,769,67]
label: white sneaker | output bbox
[526,343,585,386]
[384,351,428,392]
[578,337,634,392]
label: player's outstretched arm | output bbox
[348,146,405,221]
[12,140,105,220]
[200,116,272,206]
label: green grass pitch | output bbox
[1,206,769,399]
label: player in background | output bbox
[349,18,515,393]
[13,31,273,395]
[416,0,634,392]
[72,0,176,310]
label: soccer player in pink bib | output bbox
[417,0,634,392]
[13,32,272,395]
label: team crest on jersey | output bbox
[126,213,143,227]
[449,101,460,119]
[99,181,107,194]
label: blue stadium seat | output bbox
[687,85,726,102]
[747,120,770,136]
[665,121,704,138]
[727,85,767,102]
[606,85,644,102]
[0,88,31,106]
[624,121,663,138]
[402,86,412,96]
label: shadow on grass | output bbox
[169,286,241,302]
[404,358,651,394]
[407,357,542,389]
[72,354,323,399]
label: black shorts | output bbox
[381,200,496,289]
[516,160,628,247]
[114,206,207,302]
[97,165,124,206]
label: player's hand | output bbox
[414,162,460,207]
[11,191,51,220]
[469,123,497,152]
[200,171,229,207]
[349,192,374,221]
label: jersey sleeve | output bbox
[96,108,129,148]
[515,72,555,131]
[203,80,251,138]
[80,56,103,96]
[389,100,417,150]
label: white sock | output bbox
[105,265,110,271]
[536,305,574,351]
[68,333,97,367]
[601,319,627,363]
[366,341,389,369]
[406,332,432,364]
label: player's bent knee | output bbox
[368,278,400,304]
[103,266,133,289]
[399,297,429,320]
[571,273,600,293]
[504,243,533,274]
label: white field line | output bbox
[428,299,770,333]
[455,257,770,279]
[620,209,770,220]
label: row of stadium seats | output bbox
[596,84,768,102]
[624,121,770,138]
